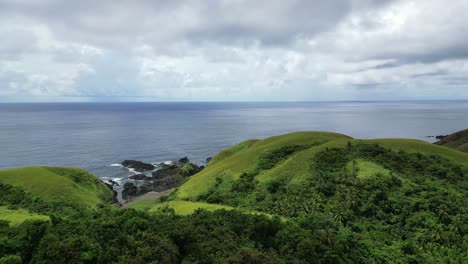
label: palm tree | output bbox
[316,226,334,246]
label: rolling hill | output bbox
[128,131,468,262]
[435,128,468,153]
[1,132,467,263]
[0,166,115,225]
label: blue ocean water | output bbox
[1,101,467,182]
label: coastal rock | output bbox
[121,156,202,200]
[122,182,138,199]
[157,162,172,169]
[139,175,181,193]
[129,173,151,180]
[175,157,189,166]
[108,179,119,187]
[206,157,212,163]
[435,135,448,140]
[152,165,180,179]
[104,184,119,204]
[180,163,201,177]
[121,160,155,172]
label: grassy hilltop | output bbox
[128,131,468,262]
[0,166,115,225]
[132,131,468,211]
[1,132,467,263]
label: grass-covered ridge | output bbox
[150,131,468,262]
[177,131,351,198]
[1,132,467,263]
[0,166,115,209]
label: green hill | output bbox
[177,131,351,199]
[435,128,468,153]
[0,166,115,222]
[129,131,467,262]
[174,132,468,200]
[1,133,467,263]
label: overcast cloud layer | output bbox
[0,0,467,101]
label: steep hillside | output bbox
[177,131,351,199]
[0,166,115,220]
[129,132,468,262]
[435,128,468,153]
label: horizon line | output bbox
[1,99,468,104]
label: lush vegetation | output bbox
[0,166,114,208]
[0,207,372,264]
[168,132,467,263]
[0,207,49,226]
[1,132,467,263]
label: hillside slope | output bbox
[129,131,468,262]
[435,128,468,153]
[177,131,351,199]
[0,166,115,222]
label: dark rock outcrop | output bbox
[138,176,181,194]
[129,174,151,180]
[121,160,155,172]
[175,157,190,166]
[152,165,180,179]
[121,157,203,201]
[122,182,138,199]
[108,179,119,187]
[157,162,171,169]
[206,157,212,163]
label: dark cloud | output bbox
[184,0,350,46]
[0,0,351,47]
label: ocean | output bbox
[1,101,467,187]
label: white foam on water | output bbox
[109,163,123,167]
[102,177,123,186]
[127,168,139,175]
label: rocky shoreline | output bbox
[107,157,210,204]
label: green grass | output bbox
[349,159,391,179]
[175,132,468,203]
[128,199,276,218]
[147,201,235,215]
[125,199,161,211]
[363,139,468,173]
[176,132,351,199]
[0,166,114,207]
[127,199,234,214]
[0,206,49,226]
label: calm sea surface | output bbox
[1,101,467,182]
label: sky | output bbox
[0,0,467,102]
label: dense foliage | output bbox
[0,184,84,216]
[1,141,467,263]
[1,206,369,263]
[194,143,468,263]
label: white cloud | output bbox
[0,0,467,101]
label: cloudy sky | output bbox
[0,0,467,102]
